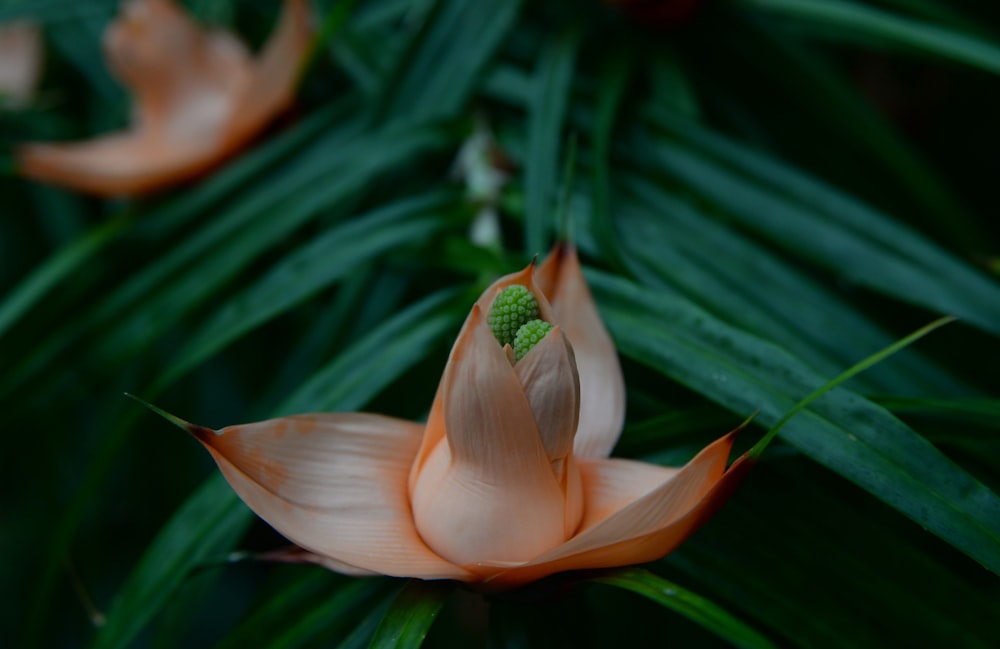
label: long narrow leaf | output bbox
[738,0,1000,76]
[369,580,455,649]
[590,568,777,649]
[590,270,1000,573]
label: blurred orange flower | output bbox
[0,21,42,107]
[181,244,751,588]
[18,0,311,196]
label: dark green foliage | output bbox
[3,0,998,647]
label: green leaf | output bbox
[277,288,465,415]
[737,0,1000,76]
[377,0,524,124]
[152,191,459,389]
[216,576,388,649]
[524,27,580,254]
[617,179,969,397]
[590,270,1000,573]
[0,215,128,341]
[753,315,956,454]
[368,580,455,649]
[636,119,1000,337]
[89,476,251,649]
[668,456,1000,648]
[588,46,633,271]
[590,568,777,649]
[4,123,452,396]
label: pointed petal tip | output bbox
[126,392,215,440]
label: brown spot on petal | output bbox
[188,423,219,445]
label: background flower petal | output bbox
[224,0,312,144]
[193,412,471,580]
[17,0,309,196]
[0,21,42,107]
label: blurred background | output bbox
[2,0,999,647]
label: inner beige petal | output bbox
[513,326,580,467]
[410,307,569,566]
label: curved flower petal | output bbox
[225,0,311,143]
[513,325,580,469]
[192,412,470,580]
[536,243,626,458]
[575,456,680,530]
[409,261,555,494]
[18,0,310,196]
[483,430,752,588]
[103,0,252,136]
[410,306,570,567]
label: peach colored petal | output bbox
[192,412,470,580]
[575,456,680,531]
[103,0,252,136]
[409,261,555,494]
[513,325,580,470]
[536,243,626,459]
[407,380,444,496]
[410,306,571,567]
[17,0,311,196]
[0,21,42,107]
[224,0,311,144]
[482,430,751,588]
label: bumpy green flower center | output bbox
[488,284,552,361]
[488,285,539,347]
[513,320,553,361]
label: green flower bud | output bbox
[488,284,539,347]
[513,319,554,361]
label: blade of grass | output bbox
[636,128,1000,337]
[151,192,458,390]
[590,270,1000,573]
[752,315,956,456]
[590,568,777,649]
[617,179,968,396]
[0,215,128,340]
[368,580,455,649]
[377,0,524,124]
[524,26,580,255]
[737,0,1000,76]
[88,476,252,649]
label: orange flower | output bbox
[18,0,311,196]
[180,244,751,588]
[0,21,42,108]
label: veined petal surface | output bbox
[193,412,470,580]
[410,306,571,567]
[483,431,750,587]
